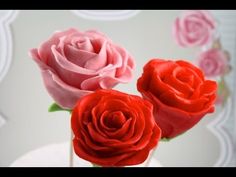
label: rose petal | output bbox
[86,30,113,43]
[173,10,216,47]
[176,60,204,81]
[173,18,187,47]
[84,41,108,70]
[76,37,95,52]
[113,45,134,76]
[198,48,228,77]
[116,125,161,166]
[149,70,183,98]
[38,28,78,63]
[80,131,112,152]
[190,80,217,100]
[99,67,133,88]
[41,69,91,109]
[51,45,96,75]
[73,138,134,166]
[99,111,121,132]
[80,76,102,90]
[200,80,217,96]
[92,110,113,137]
[93,98,145,144]
[159,90,209,112]
[103,118,133,139]
[198,10,216,29]
[29,48,49,70]
[164,67,194,97]
[50,46,98,88]
[64,44,97,67]
[142,91,213,138]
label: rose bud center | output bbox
[175,68,194,86]
[105,111,127,129]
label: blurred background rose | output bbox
[173,10,216,47]
[197,48,229,77]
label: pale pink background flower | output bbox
[197,48,228,77]
[173,10,216,47]
[215,94,224,105]
[30,28,135,109]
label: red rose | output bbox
[71,89,161,166]
[137,59,217,138]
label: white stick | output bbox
[69,130,74,167]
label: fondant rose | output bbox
[71,89,161,166]
[137,59,217,138]
[198,48,229,77]
[173,10,216,47]
[30,28,135,109]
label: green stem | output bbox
[92,163,101,167]
[160,131,186,142]
[48,102,71,113]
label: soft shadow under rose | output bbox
[71,89,161,167]
[137,59,217,138]
[30,28,135,109]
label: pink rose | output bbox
[173,10,216,47]
[30,28,135,109]
[198,48,228,77]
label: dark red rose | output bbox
[71,89,161,166]
[137,59,217,138]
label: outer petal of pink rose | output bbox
[42,69,92,109]
[30,48,51,71]
[80,66,132,90]
[173,18,188,47]
[114,45,135,77]
[100,77,121,89]
[30,48,91,109]
[50,46,97,88]
[80,76,102,90]
[106,44,123,68]
[116,66,133,82]
[99,67,133,88]
[81,68,117,90]
[199,10,216,29]
[38,28,78,62]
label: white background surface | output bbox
[10,142,162,167]
[0,10,235,167]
